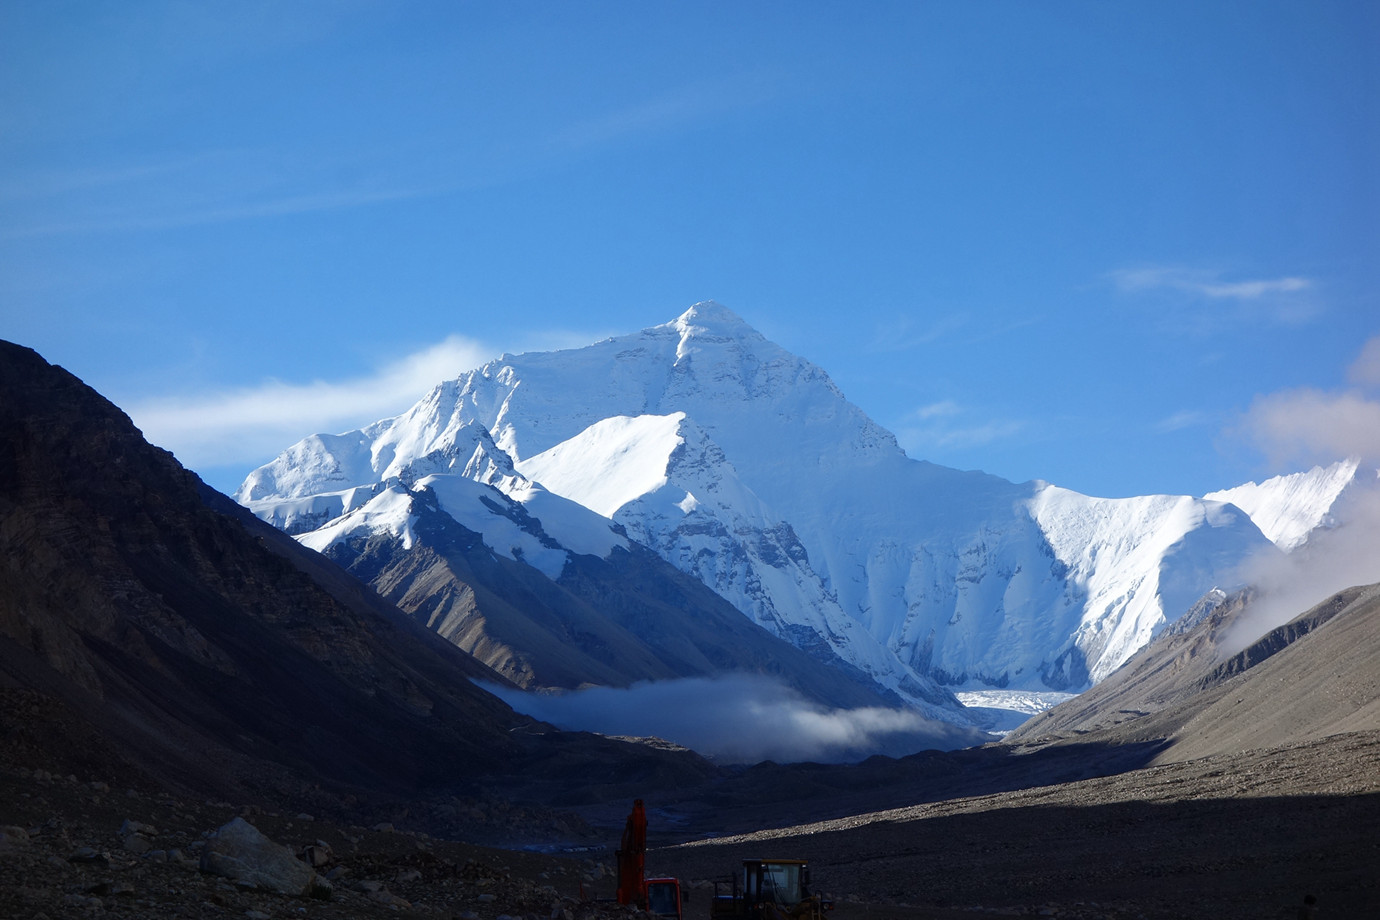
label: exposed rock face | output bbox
[0,825,28,853]
[199,817,326,896]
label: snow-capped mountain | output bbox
[238,360,932,718]
[237,302,1358,709]
[1204,458,1360,551]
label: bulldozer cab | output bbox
[742,860,806,906]
[713,859,825,920]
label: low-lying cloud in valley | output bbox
[480,673,988,765]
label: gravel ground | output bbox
[653,731,1380,920]
[0,764,631,920]
[3,733,1377,920]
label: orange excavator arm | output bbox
[616,799,648,908]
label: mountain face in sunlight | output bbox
[238,303,1363,716]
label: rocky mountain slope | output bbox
[0,340,713,813]
[316,482,918,713]
[1007,580,1380,761]
[239,303,1358,714]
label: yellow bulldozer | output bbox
[710,858,832,920]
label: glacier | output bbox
[237,301,1361,711]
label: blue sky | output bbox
[3,0,1377,499]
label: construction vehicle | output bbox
[711,859,832,920]
[615,799,687,920]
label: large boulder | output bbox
[199,817,325,896]
[0,825,29,854]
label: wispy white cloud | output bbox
[126,335,495,469]
[0,157,209,203]
[1231,335,1380,470]
[512,326,624,355]
[1197,277,1311,300]
[912,399,962,421]
[1154,409,1210,433]
[0,146,453,240]
[1108,265,1321,328]
[1347,336,1380,388]
[9,186,447,240]
[869,313,968,353]
[1111,267,1311,300]
[895,401,1025,454]
[868,313,1042,355]
[1236,389,1380,469]
[553,73,779,153]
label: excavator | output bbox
[616,799,686,920]
[614,800,829,920]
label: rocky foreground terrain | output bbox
[0,758,624,920]
[3,727,1378,920]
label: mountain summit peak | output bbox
[673,301,757,340]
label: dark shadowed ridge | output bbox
[0,340,716,822]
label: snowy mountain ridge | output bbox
[1204,457,1360,551]
[236,302,1359,711]
[240,414,631,580]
